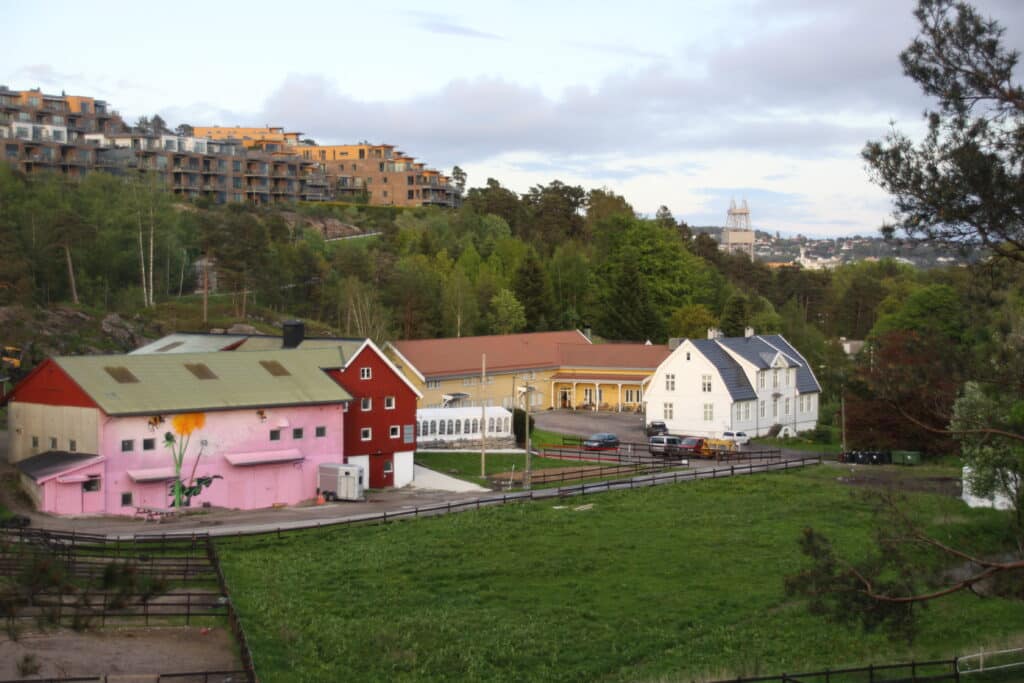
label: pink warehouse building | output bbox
[3,348,351,516]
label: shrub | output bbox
[512,408,535,446]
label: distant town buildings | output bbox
[1,87,459,208]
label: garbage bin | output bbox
[892,450,921,466]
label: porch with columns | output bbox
[548,372,649,412]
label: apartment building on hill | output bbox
[1,87,460,208]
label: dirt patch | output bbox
[835,468,961,497]
[0,626,239,678]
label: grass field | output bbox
[217,464,1023,682]
[415,451,598,488]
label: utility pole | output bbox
[841,391,847,454]
[480,353,487,478]
[523,382,533,490]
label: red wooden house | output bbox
[323,339,421,488]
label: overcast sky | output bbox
[4,0,1023,237]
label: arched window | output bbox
[439,420,446,435]
[504,417,510,433]
[464,419,470,434]
[488,417,495,433]
[447,419,454,434]
[430,420,437,435]
[471,418,479,434]
[455,419,462,434]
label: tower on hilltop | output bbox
[721,199,755,259]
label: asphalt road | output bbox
[533,409,648,443]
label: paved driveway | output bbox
[533,409,648,444]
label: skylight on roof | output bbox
[184,363,218,380]
[104,366,139,383]
[259,360,291,377]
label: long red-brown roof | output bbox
[556,343,670,369]
[390,330,590,379]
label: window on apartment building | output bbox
[407,190,414,200]
[382,190,388,198]
[663,402,674,419]
[360,367,372,380]
[69,439,77,452]
[316,426,326,438]
[143,438,155,451]
[390,425,400,439]
[407,175,414,185]
[359,149,365,159]
[385,396,395,409]
[703,403,714,421]
[232,160,241,172]
[270,429,281,441]
[121,492,133,507]
[361,397,372,411]
[701,374,712,392]
[50,437,58,449]
[361,427,372,441]
[292,428,304,440]
[665,373,675,391]
[31,436,39,449]
[121,439,134,452]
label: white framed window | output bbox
[701,374,712,393]
[665,373,675,391]
[426,379,441,389]
[773,399,779,418]
[773,369,779,388]
[785,398,791,415]
[360,367,372,380]
[735,404,742,420]
[385,396,395,410]
[685,352,691,361]
[785,368,792,387]
[584,388,594,404]
[361,397,372,411]
[743,402,751,420]
[663,402,674,419]
[758,372,765,390]
[703,403,713,421]
[759,400,765,418]
[360,427,372,441]
[389,425,400,439]
[383,460,393,474]
[121,439,134,452]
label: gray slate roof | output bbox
[760,335,822,393]
[691,339,757,401]
[714,335,821,394]
[16,451,100,481]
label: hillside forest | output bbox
[2,163,1023,457]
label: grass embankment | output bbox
[754,435,843,454]
[415,451,593,488]
[217,465,1024,682]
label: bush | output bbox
[810,426,835,444]
[512,408,535,447]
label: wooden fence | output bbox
[709,657,960,682]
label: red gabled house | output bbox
[324,339,422,488]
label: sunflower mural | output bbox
[164,412,220,507]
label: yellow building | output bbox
[385,331,669,413]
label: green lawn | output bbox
[217,465,1024,682]
[415,451,597,488]
[754,435,843,454]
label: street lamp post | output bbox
[519,382,534,490]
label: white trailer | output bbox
[317,463,365,502]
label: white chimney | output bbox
[707,328,722,340]
[744,327,755,338]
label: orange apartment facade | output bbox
[197,125,459,208]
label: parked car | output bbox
[583,433,620,450]
[645,420,669,437]
[723,431,750,446]
[677,436,707,456]
[648,434,683,456]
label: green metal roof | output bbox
[55,347,352,416]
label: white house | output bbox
[643,330,821,438]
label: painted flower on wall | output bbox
[164,412,213,508]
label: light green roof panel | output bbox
[56,348,351,416]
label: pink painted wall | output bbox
[78,403,346,516]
